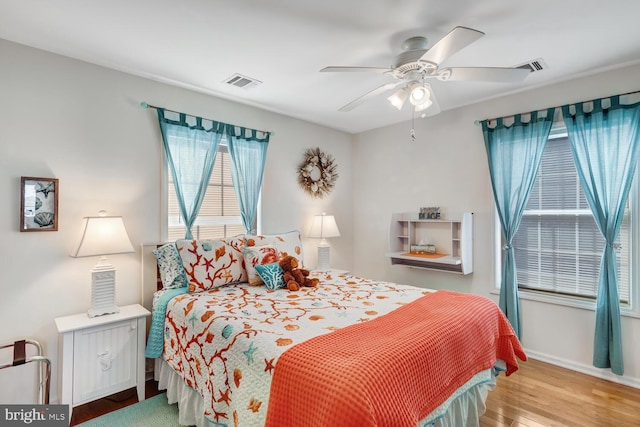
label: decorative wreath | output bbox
[297,147,339,198]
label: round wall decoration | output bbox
[297,147,338,198]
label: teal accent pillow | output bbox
[255,262,285,290]
[153,243,188,289]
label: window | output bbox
[167,140,246,241]
[511,131,632,305]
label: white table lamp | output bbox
[309,213,341,271]
[72,211,134,317]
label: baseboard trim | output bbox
[524,349,640,389]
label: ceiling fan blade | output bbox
[339,82,402,112]
[320,66,391,74]
[446,67,531,83]
[420,26,484,65]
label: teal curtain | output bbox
[562,96,640,375]
[156,109,223,239]
[482,108,555,339]
[226,127,270,234]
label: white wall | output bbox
[353,62,640,387]
[0,38,353,404]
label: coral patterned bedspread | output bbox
[160,272,524,427]
[162,272,431,426]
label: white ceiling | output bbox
[2,0,640,134]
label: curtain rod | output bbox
[473,87,640,126]
[140,101,274,136]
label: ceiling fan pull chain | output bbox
[410,110,416,142]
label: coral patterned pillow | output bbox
[255,262,285,290]
[242,245,281,286]
[222,234,246,252]
[176,239,246,292]
[222,234,248,282]
[244,230,304,267]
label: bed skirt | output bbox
[154,358,497,427]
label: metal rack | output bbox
[0,339,51,404]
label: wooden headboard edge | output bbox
[140,242,170,312]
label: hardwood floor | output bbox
[70,360,639,426]
[480,359,640,427]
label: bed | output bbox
[144,233,526,427]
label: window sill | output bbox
[490,289,640,319]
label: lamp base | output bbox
[316,243,331,271]
[88,260,120,318]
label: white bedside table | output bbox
[54,304,150,418]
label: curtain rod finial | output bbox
[140,102,149,109]
[473,120,480,126]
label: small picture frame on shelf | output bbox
[20,176,59,232]
[410,244,436,254]
[419,207,440,220]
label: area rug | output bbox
[76,394,180,427]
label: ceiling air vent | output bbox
[224,73,262,89]
[516,58,547,73]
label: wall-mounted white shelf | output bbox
[387,212,473,274]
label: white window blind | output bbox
[512,134,630,303]
[167,143,245,241]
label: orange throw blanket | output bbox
[265,290,526,427]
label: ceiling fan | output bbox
[320,26,531,115]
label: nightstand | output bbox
[54,304,150,418]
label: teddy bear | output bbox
[278,255,320,291]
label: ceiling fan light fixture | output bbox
[409,84,431,106]
[387,87,410,110]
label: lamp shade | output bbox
[414,98,434,112]
[409,84,431,107]
[309,213,341,239]
[387,86,410,110]
[73,215,134,257]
